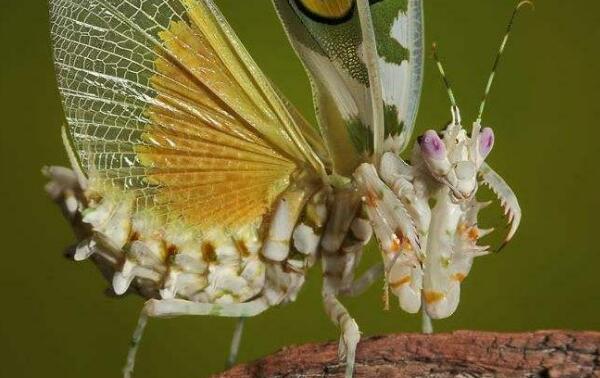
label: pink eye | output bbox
[419,130,446,160]
[478,127,494,158]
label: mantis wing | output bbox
[50,0,327,231]
[273,0,424,175]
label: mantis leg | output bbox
[322,287,360,378]
[421,306,433,334]
[479,162,521,250]
[225,318,246,368]
[123,297,269,378]
[320,189,372,378]
[340,262,384,298]
[123,311,148,378]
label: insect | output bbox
[44,0,528,377]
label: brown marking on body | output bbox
[85,190,103,204]
[389,228,406,252]
[201,242,217,263]
[391,230,413,252]
[234,239,251,258]
[390,276,411,289]
[452,273,466,282]
[364,189,379,207]
[166,244,177,258]
[458,223,480,241]
[129,231,140,241]
[424,290,445,304]
[468,227,479,241]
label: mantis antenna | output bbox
[432,42,461,125]
[476,1,533,124]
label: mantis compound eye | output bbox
[419,130,446,160]
[418,130,452,178]
[478,127,494,159]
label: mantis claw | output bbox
[478,162,521,251]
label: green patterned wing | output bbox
[273,0,424,175]
[373,0,424,153]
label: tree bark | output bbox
[216,330,600,378]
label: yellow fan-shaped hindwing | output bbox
[135,16,299,228]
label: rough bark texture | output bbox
[216,330,600,378]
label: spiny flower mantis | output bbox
[44,0,528,377]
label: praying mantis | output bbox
[44,0,528,376]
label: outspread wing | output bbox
[273,0,424,175]
[50,0,327,230]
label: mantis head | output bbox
[417,111,494,202]
[418,0,531,202]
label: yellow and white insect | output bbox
[44,0,527,376]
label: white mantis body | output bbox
[45,0,527,376]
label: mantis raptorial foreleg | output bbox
[479,162,521,249]
[123,297,269,378]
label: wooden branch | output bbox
[216,331,600,377]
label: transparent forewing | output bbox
[273,0,424,174]
[373,0,424,153]
[50,0,324,229]
[271,84,332,168]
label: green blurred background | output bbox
[1,0,599,377]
